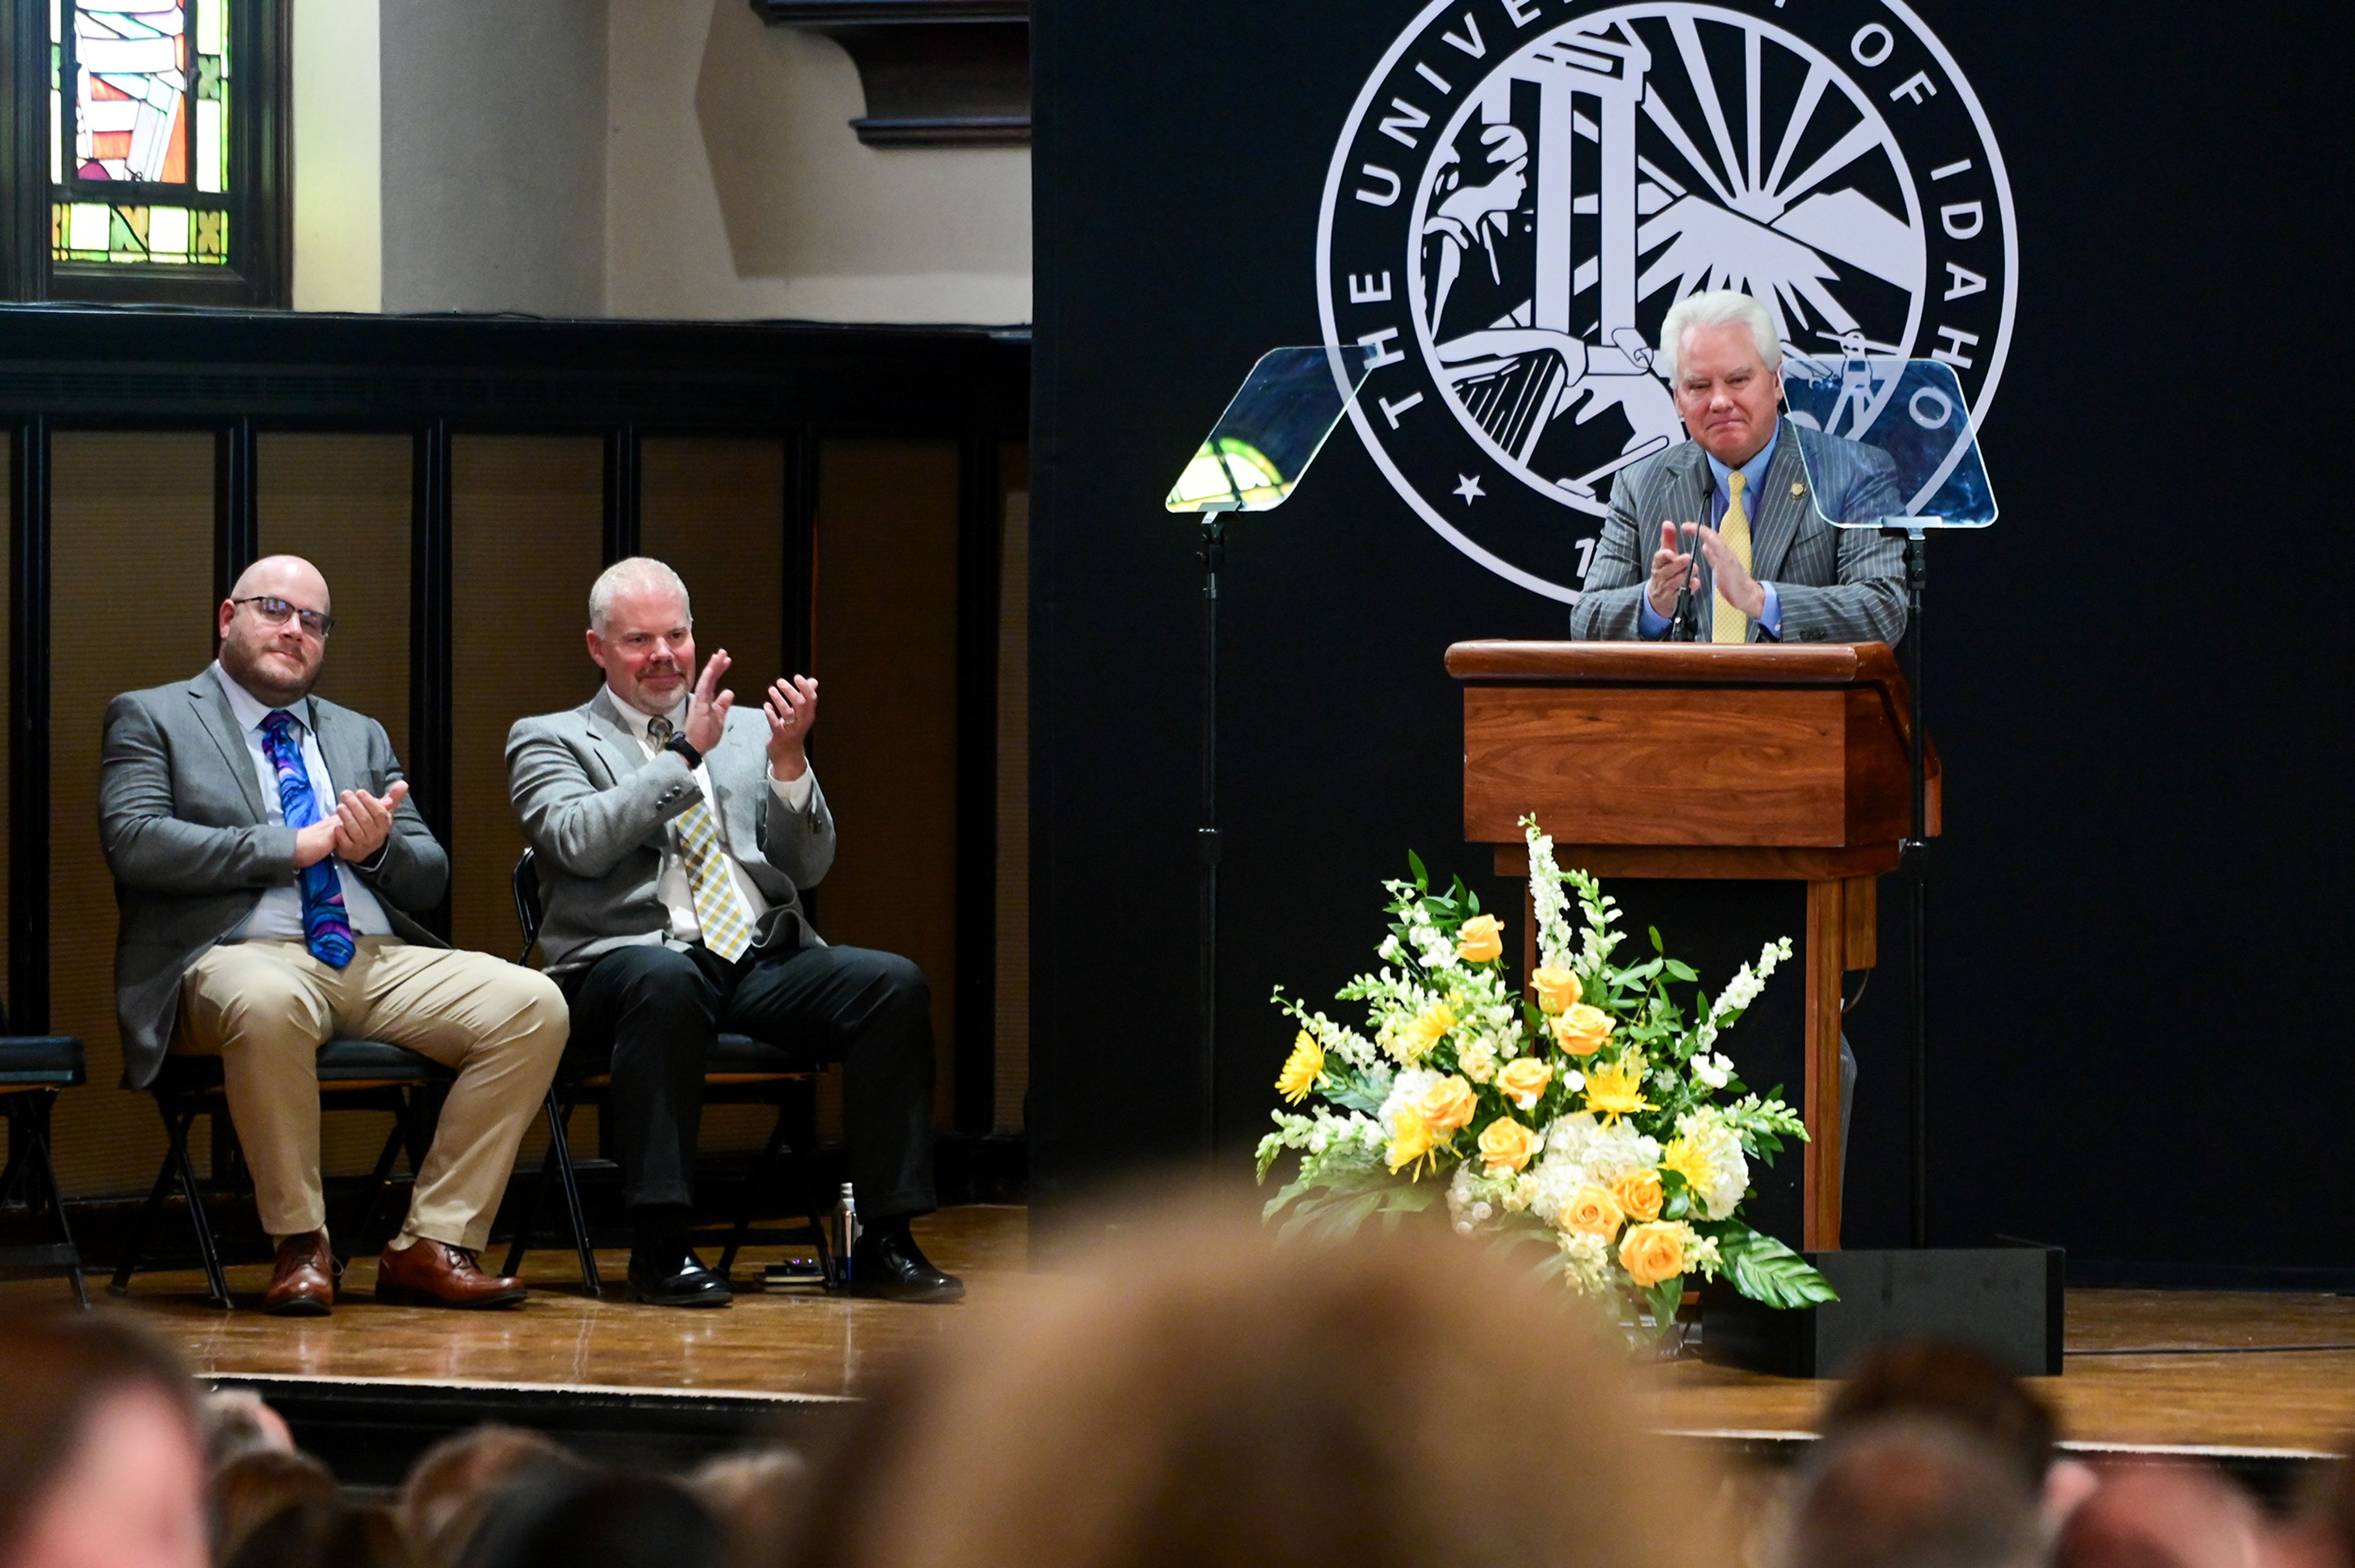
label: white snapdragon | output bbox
[1458,1039,1496,1083]
[1690,1052,1734,1090]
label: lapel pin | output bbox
[1790,481,1806,497]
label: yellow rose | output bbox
[1611,1168,1665,1223]
[1552,1003,1614,1057]
[1618,1220,1687,1288]
[1455,914,1505,964]
[1274,1030,1323,1105]
[1387,1111,1438,1174]
[1413,1075,1477,1134]
[1560,1185,1625,1239]
[1477,1115,1541,1174]
[1495,1057,1553,1112]
[1530,966,1582,1015]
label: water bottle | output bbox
[830,1182,860,1285]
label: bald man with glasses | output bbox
[99,555,568,1316]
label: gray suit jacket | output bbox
[98,668,448,1090]
[505,689,835,977]
[1568,418,1908,645]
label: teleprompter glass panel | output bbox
[1165,346,1373,513]
[1780,354,1998,530]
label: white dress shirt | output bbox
[213,663,396,941]
[607,687,816,946]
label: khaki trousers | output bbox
[175,937,568,1253]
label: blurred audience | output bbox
[198,1388,297,1470]
[785,1205,1716,1568]
[2054,1461,2289,1568]
[397,1423,582,1568]
[1777,1415,2045,1568]
[223,1498,412,1568]
[209,1447,337,1563]
[687,1448,809,1567]
[0,1307,209,1568]
[455,1467,720,1568]
[1822,1339,2098,1529]
[2281,1448,2355,1568]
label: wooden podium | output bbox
[1445,641,1939,1250]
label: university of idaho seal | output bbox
[1317,0,2015,601]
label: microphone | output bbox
[1667,522,1701,641]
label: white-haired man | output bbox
[1569,289,1907,644]
[505,558,957,1307]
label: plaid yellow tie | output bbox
[648,717,757,962]
[1712,470,1753,644]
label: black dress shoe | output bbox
[850,1226,964,1303]
[626,1247,733,1308]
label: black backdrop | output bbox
[1028,0,2352,1280]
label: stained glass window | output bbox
[49,0,232,268]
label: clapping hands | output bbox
[292,780,412,868]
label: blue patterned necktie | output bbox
[259,710,355,969]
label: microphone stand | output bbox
[1668,522,1701,641]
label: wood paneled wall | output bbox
[448,437,603,965]
[811,440,962,1131]
[995,480,1029,1134]
[48,434,217,1195]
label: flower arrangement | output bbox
[1256,814,1837,1338]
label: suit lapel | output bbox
[583,689,646,787]
[191,671,269,822]
[1746,422,1812,585]
[305,697,367,797]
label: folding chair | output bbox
[109,1040,454,1309]
[0,1011,90,1307]
[501,848,835,1293]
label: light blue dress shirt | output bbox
[212,664,396,942]
[1637,427,1784,640]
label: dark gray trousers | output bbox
[561,941,937,1221]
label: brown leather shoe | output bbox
[263,1231,335,1317]
[373,1239,529,1309]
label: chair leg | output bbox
[500,1097,564,1280]
[544,1096,600,1296]
[169,1107,233,1310]
[25,1098,88,1310]
[0,1104,26,1208]
[343,1105,410,1266]
[111,1096,192,1297]
[718,1105,794,1277]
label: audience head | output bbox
[1825,1340,2059,1493]
[2054,1461,2283,1568]
[1778,1415,2044,1568]
[2283,1447,2355,1568]
[396,1424,580,1568]
[223,1499,412,1568]
[791,1202,1716,1568]
[209,1448,338,1564]
[0,1308,207,1568]
[218,553,334,706]
[200,1388,297,1471]
[455,1466,719,1568]
[686,1448,808,1567]
[586,557,697,717]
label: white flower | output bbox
[1459,1039,1497,1083]
[1672,1111,1750,1221]
[1691,1052,1734,1090]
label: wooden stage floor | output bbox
[11,1206,2350,1459]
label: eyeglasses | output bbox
[232,596,336,638]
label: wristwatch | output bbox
[662,733,703,770]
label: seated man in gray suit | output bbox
[506,557,956,1307]
[100,555,568,1316]
[1569,288,1907,646]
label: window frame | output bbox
[0,0,289,308]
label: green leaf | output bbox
[1649,925,1664,952]
[1705,1223,1840,1309]
[1663,959,1698,982]
[1407,849,1429,890]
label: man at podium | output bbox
[1569,290,1907,646]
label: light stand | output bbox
[1889,525,1931,1248]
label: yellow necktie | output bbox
[648,717,757,962]
[1712,470,1753,644]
